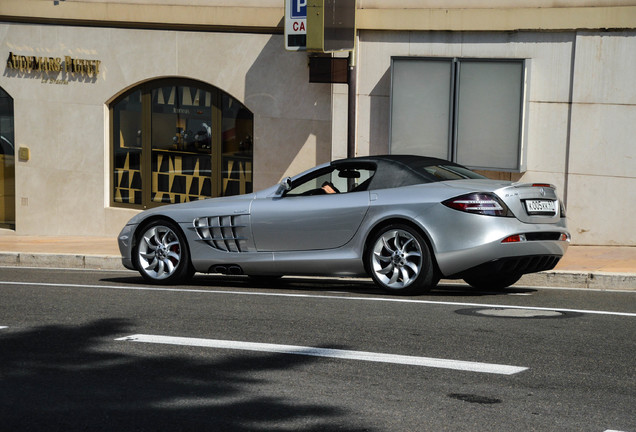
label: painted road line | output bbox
[3,280,636,318]
[116,334,528,375]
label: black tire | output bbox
[463,273,523,291]
[133,219,194,284]
[366,224,435,295]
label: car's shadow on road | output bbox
[100,274,537,298]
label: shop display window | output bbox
[0,87,15,230]
[113,90,142,205]
[221,93,253,197]
[110,79,253,209]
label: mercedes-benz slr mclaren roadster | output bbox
[118,155,570,294]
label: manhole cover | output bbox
[456,307,580,319]
[477,308,563,318]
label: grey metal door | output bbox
[250,191,370,252]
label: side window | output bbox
[286,169,334,196]
[286,166,376,196]
[331,167,375,193]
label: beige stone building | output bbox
[0,0,634,245]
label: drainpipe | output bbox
[347,44,357,159]
[563,31,577,209]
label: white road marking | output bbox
[0,326,7,329]
[116,334,528,375]
[2,280,636,318]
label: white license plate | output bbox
[525,200,556,215]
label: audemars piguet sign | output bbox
[6,52,101,83]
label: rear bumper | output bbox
[435,237,569,277]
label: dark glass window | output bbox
[113,90,142,205]
[110,79,253,208]
[221,93,253,196]
[391,58,526,172]
[0,87,15,229]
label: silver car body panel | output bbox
[250,191,370,252]
[118,156,569,281]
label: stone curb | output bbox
[519,270,636,291]
[1,252,635,291]
[0,252,124,271]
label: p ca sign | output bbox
[285,0,307,51]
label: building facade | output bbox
[1,0,635,245]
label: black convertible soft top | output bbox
[332,155,485,190]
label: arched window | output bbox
[110,78,253,208]
[0,87,15,230]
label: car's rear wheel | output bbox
[463,273,523,291]
[134,219,194,284]
[367,224,435,295]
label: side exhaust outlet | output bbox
[209,265,244,275]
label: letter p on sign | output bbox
[291,0,307,18]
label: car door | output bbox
[250,165,374,252]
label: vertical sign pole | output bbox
[347,45,357,159]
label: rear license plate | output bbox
[525,200,556,215]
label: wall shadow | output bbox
[244,34,333,187]
[0,319,374,431]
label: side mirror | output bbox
[276,177,293,195]
[282,177,293,191]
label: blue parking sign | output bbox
[290,0,307,19]
[285,0,307,50]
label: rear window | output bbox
[417,164,487,182]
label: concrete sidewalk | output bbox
[0,234,634,290]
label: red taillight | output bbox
[502,234,526,243]
[442,193,513,217]
[532,183,552,188]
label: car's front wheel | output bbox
[367,224,436,295]
[133,219,194,284]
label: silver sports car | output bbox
[118,155,569,294]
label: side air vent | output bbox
[193,215,250,252]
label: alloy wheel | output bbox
[137,224,183,280]
[371,228,423,289]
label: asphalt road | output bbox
[1,267,635,432]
